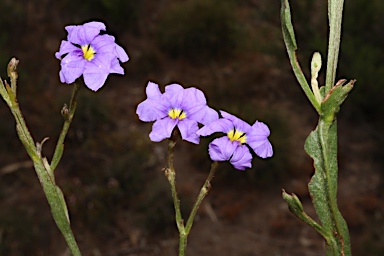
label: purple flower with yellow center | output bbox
[55,21,129,91]
[136,81,219,144]
[197,111,273,170]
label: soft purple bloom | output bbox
[55,21,129,91]
[197,111,273,170]
[136,81,219,144]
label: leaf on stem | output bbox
[321,79,355,123]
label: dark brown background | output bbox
[0,0,383,255]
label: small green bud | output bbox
[282,189,304,213]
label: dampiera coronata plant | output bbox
[197,111,273,170]
[55,21,129,91]
[136,81,218,144]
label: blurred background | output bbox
[0,0,383,255]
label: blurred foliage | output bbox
[155,0,241,63]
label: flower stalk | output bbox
[165,132,219,256]
[0,58,82,256]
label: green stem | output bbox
[165,138,186,256]
[325,0,345,92]
[165,137,219,256]
[185,161,218,234]
[0,72,82,255]
[51,81,81,171]
[32,158,82,256]
[318,120,350,255]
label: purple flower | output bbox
[197,111,273,170]
[55,21,129,91]
[136,81,219,144]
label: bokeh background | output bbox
[0,0,383,255]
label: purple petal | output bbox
[66,22,106,45]
[109,58,124,74]
[58,52,86,84]
[82,54,113,90]
[146,81,163,98]
[197,118,233,136]
[164,83,184,97]
[220,111,251,133]
[188,105,218,125]
[83,72,109,91]
[177,119,200,144]
[149,118,178,142]
[183,87,207,105]
[136,82,169,122]
[166,85,186,109]
[208,137,238,161]
[55,40,79,59]
[180,87,218,124]
[230,145,252,170]
[247,121,273,158]
[91,35,116,53]
[115,43,129,62]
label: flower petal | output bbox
[83,72,109,91]
[188,105,218,125]
[55,40,79,59]
[82,53,114,91]
[58,52,86,84]
[146,81,163,98]
[197,118,233,136]
[220,111,252,133]
[164,83,184,97]
[136,82,169,122]
[66,21,106,45]
[247,121,273,158]
[208,137,237,161]
[115,43,129,62]
[177,119,200,144]
[149,118,178,142]
[230,145,252,170]
[109,58,124,74]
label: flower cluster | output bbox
[55,21,129,91]
[55,22,273,170]
[136,81,218,144]
[137,82,273,170]
[197,111,273,170]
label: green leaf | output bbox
[281,0,297,50]
[305,121,351,255]
[281,0,321,113]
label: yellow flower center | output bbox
[227,129,246,144]
[168,108,186,120]
[82,44,96,61]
